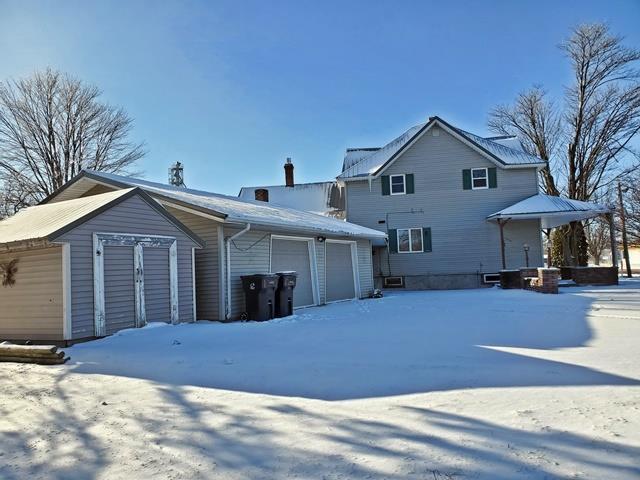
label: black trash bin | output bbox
[275,271,297,318]
[241,274,278,321]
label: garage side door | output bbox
[326,242,356,302]
[104,246,136,335]
[271,238,315,308]
[143,247,171,323]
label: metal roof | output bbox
[0,189,134,245]
[0,188,205,247]
[45,171,387,241]
[487,194,611,229]
[338,117,546,180]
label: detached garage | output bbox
[0,188,203,343]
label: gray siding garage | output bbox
[42,170,387,322]
[0,188,203,343]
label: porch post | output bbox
[607,213,618,268]
[544,228,552,268]
[498,218,508,270]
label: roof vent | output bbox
[255,188,269,202]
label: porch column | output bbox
[607,213,618,267]
[497,218,509,270]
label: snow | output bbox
[338,118,546,180]
[83,171,385,240]
[1,282,639,479]
[485,135,525,152]
[488,194,611,229]
[237,182,341,217]
[0,188,135,245]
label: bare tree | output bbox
[488,86,562,196]
[489,24,640,265]
[0,68,144,216]
[625,173,640,246]
[585,217,611,264]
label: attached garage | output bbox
[270,236,318,308]
[325,240,359,303]
[41,170,387,321]
[0,188,203,343]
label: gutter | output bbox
[225,223,251,320]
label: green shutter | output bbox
[381,175,390,196]
[406,174,415,194]
[462,169,471,190]
[388,229,398,253]
[423,227,432,252]
[488,167,497,188]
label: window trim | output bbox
[397,227,424,253]
[471,167,489,190]
[389,174,406,195]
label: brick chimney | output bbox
[284,157,294,187]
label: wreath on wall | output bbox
[1,259,18,287]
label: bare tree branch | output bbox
[0,68,145,216]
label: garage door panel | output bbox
[271,238,315,308]
[326,242,356,302]
[104,246,136,336]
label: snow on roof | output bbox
[339,123,426,179]
[487,194,611,229]
[82,171,385,240]
[455,128,543,166]
[484,135,525,152]
[342,148,380,172]
[238,182,340,216]
[0,188,135,245]
[338,117,545,180]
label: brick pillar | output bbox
[536,268,560,294]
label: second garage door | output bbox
[325,241,357,302]
[271,238,316,308]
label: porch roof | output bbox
[487,194,611,229]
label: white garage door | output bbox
[325,241,357,302]
[271,238,315,308]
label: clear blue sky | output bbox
[1,1,639,194]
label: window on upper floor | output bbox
[390,174,406,195]
[471,168,488,190]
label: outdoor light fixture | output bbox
[316,236,326,243]
[523,243,530,267]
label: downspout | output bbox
[225,223,251,320]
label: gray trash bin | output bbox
[241,274,278,321]
[275,272,297,318]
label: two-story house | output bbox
[338,116,547,289]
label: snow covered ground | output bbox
[1,281,639,479]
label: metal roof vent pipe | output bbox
[284,157,294,187]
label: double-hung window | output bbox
[471,168,488,189]
[390,174,406,195]
[397,228,423,253]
